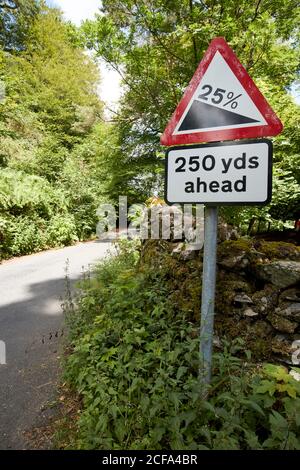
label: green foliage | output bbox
[0,168,78,258]
[1,1,299,256]
[0,0,40,52]
[3,214,46,255]
[0,3,114,259]
[46,213,77,247]
[250,364,300,449]
[255,364,300,399]
[0,168,66,215]
[2,5,101,143]
[221,164,300,232]
[82,0,300,217]
[63,242,300,450]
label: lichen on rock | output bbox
[139,236,300,362]
[267,313,298,334]
[255,261,300,289]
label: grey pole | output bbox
[200,205,218,385]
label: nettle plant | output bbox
[63,241,300,450]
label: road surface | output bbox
[0,240,111,449]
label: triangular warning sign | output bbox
[161,38,283,146]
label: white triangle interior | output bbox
[173,51,267,135]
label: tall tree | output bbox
[0,4,108,259]
[2,5,102,147]
[0,0,39,51]
[83,0,300,218]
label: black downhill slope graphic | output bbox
[178,100,259,132]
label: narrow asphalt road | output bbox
[0,240,111,450]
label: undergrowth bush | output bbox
[63,241,300,450]
[0,169,78,259]
[46,213,77,247]
[5,215,47,255]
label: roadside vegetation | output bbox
[0,1,115,260]
[1,0,300,451]
[60,1,300,447]
[62,240,300,450]
[1,0,300,262]
[82,0,300,229]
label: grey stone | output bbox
[172,243,198,260]
[288,302,300,313]
[244,308,259,317]
[279,287,300,303]
[219,254,246,269]
[268,313,298,334]
[286,294,300,301]
[255,261,300,288]
[285,303,300,317]
[292,339,300,365]
[234,294,253,305]
[172,243,185,254]
[290,370,300,381]
[276,302,300,321]
[218,221,239,243]
[213,336,222,348]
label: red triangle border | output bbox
[160,37,283,146]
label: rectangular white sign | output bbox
[165,139,272,205]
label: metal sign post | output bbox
[199,206,218,385]
[161,37,282,387]
[165,140,273,385]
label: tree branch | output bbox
[0,1,18,10]
[132,0,189,65]
[189,0,199,67]
[252,0,262,22]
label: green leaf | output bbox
[269,410,288,432]
[176,366,188,381]
[255,380,277,396]
[240,399,265,417]
[244,430,262,450]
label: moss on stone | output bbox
[252,286,279,316]
[140,239,173,266]
[216,276,253,316]
[267,313,298,334]
[139,237,300,362]
[253,241,300,260]
[218,238,253,259]
[217,239,300,264]
[271,338,293,358]
[141,241,203,323]
[214,318,273,359]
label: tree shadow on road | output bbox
[0,274,83,450]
